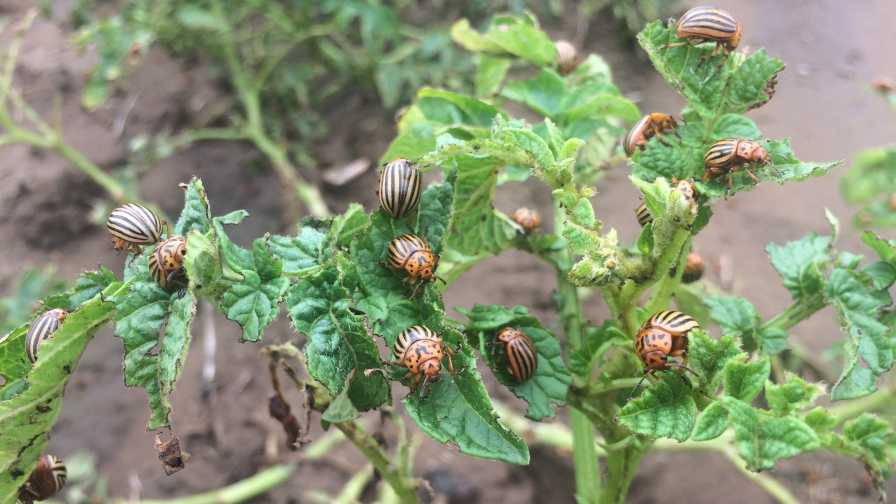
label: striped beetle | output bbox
[635,203,652,227]
[496,327,537,382]
[630,310,700,398]
[666,6,742,56]
[391,325,456,394]
[26,309,67,364]
[106,204,164,254]
[703,139,770,189]
[378,159,422,219]
[512,207,542,234]
[387,234,438,284]
[623,113,677,156]
[19,454,66,502]
[149,236,187,290]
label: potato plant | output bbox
[2,10,896,504]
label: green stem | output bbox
[829,386,895,426]
[210,0,330,222]
[643,229,690,314]
[760,296,826,333]
[601,444,645,504]
[555,207,602,504]
[334,421,419,504]
[133,464,294,504]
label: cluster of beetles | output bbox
[13,5,765,499]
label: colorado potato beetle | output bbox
[703,139,770,189]
[634,203,652,227]
[630,310,700,398]
[666,6,742,56]
[149,235,187,290]
[682,252,705,283]
[19,454,66,502]
[555,40,579,75]
[378,159,422,219]
[25,309,67,364]
[106,203,164,254]
[496,327,538,382]
[512,207,542,234]
[623,113,678,156]
[392,325,455,394]
[387,234,438,283]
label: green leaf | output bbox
[863,231,896,264]
[404,347,529,465]
[766,233,832,301]
[270,225,328,276]
[722,356,770,402]
[501,69,566,117]
[765,373,822,416]
[0,283,124,503]
[214,219,289,342]
[452,16,555,67]
[331,204,370,248]
[568,320,628,377]
[842,413,896,482]
[416,178,454,255]
[321,383,360,424]
[691,401,729,441]
[443,154,517,255]
[826,267,894,400]
[157,291,196,413]
[688,329,743,388]
[42,267,117,313]
[841,147,896,228]
[113,254,174,429]
[183,230,222,296]
[460,305,571,420]
[475,55,511,98]
[0,325,30,394]
[636,21,784,119]
[705,295,760,350]
[804,407,837,433]
[175,177,212,236]
[757,327,789,355]
[618,374,696,442]
[722,397,819,471]
[287,268,390,411]
[176,6,225,31]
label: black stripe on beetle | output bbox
[106,204,164,253]
[378,159,422,219]
[25,309,67,363]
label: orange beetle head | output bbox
[642,350,669,371]
[420,357,442,378]
[727,23,743,50]
[47,308,68,322]
[736,141,769,164]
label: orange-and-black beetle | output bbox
[623,113,678,156]
[106,203,164,254]
[25,308,68,363]
[19,454,66,502]
[390,325,456,394]
[682,252,705,283]
[703,139,770,189]
[496,327,538,382]
[149,235,188,290]
[387,234,439,284]
[512,207,542,234]
[630,310,700,398]
[665,6,742,56]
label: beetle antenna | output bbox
[626,374,650,402]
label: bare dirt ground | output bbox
[2,0,896,503]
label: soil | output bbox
[2,1,896,503]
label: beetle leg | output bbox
[419,374,431,397]
[662,40,689,50]
[745,167,759,183]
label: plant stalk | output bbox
[133,464,294,504]
[334,421,419,504]
[555,206,602,504]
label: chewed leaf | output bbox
[0,282,124,503]
[404,347,529,465]
[723,397,819,471]
[287,268,389,411]
[175,177,212,236]
[460,304,571,420]
[618,374,696,442]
